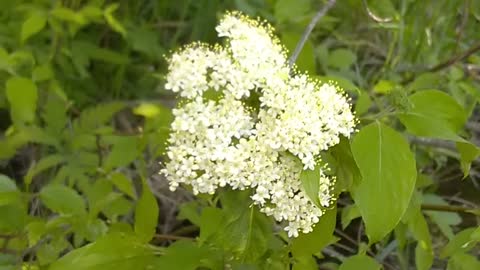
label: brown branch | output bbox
[153,234,194,241]
[288,0,337,67]
[403,41,480,84]
[421,203,480,215]
[429,41,480,73]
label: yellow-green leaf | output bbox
[351,122,417,243]
[21,13,47,43]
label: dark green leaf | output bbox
[351,122,416,243]
[291,206,337,257]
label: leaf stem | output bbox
[288,0,336,67]
[421,203,479,215]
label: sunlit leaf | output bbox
[351,122,416,243]
[134,179,159,242]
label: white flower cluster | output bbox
[161,12,356,237]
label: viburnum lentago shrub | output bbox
[160,11,356,237]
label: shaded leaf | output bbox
[291,206,337,257]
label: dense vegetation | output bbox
[0,0,479,269]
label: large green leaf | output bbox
[40,185,86,217]
[49,232,158,270]
[291,206,337,257]
[0,174,19,206]
[338,255,382,270]
[351,122,417,243]
[134,179,159,243]
[6,77,38,125]
[398,90,479,176]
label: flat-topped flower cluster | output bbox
[160,12,355,237]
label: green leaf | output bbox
[456,142,480,178]
[338,255,382,270]
[24,154,64,189]
[351,122,416,243]
[404,194,433,270]
[0,203,27,232]
[134,179,159,243]
[398,90,467,141]
[199,207,224,244]
[155,240,219,270]
[178,201,202,226]
[274,0,310,23]
[440,227,478,258]
[133,103,162,118]
[341,204,361,229]
[21,13,47,43]
[32,64,54,82]
[73,102,125,133]
[40,185,86,217]
[109,173,135,198]
[6,77,38,125]
[329,137,362,192]
[299,166,322,207]
[51,7,87,25]
[104,4,127,37]
[217,190,272,262]
[282,32,315,73]
[373,80,396,94]
[104,136,138,170]
[328,49,357,70]
[422,194,461,239]
[49,232,158,270]
[447,252,480,270]
[291,206,337,257]
[0,174,20,206]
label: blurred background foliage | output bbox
[0,0,479,269]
